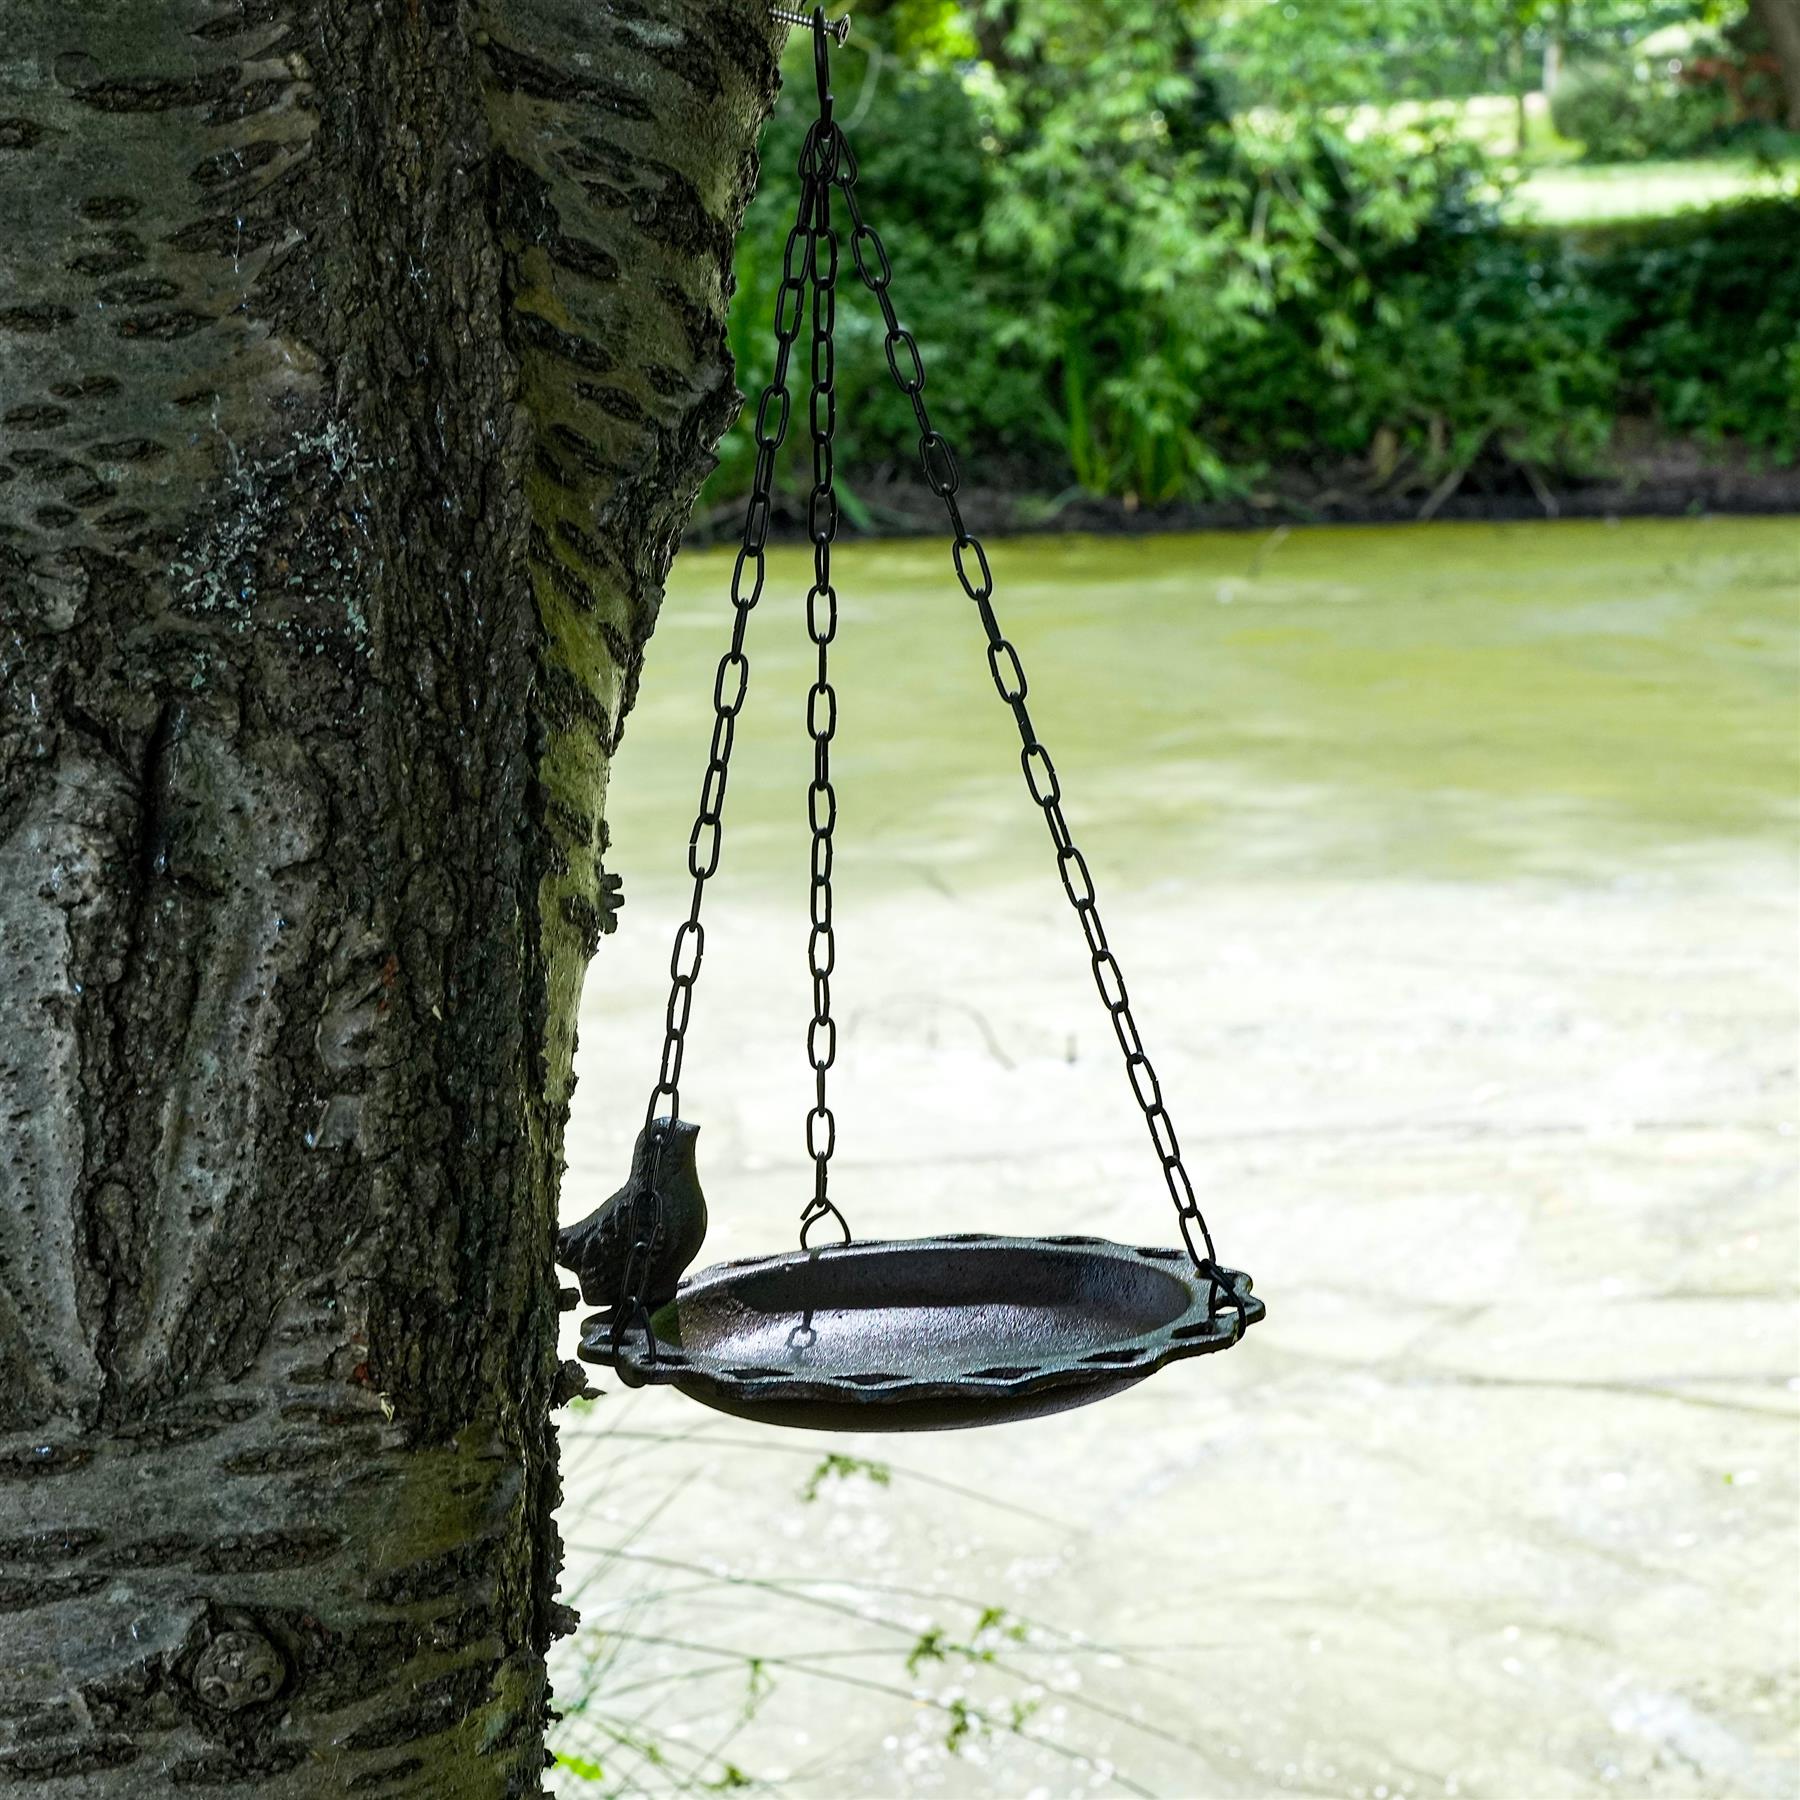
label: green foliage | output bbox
[1365,228,1623,479]
[905,1626,949,1674]
[905,1607,1031,1677]
[943,1697,977,1753]
[1550,55,1732,159]
[1586,199,1800,450]
[799,1450,893,1501]
[1208,210,1625,488]
[700,2,1791,522]
[972,1,1517,499]
[712,51,1051,519]
[1179,195,1800,482]
[1017,125,1507,498]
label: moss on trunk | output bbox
[0,2,781,1790]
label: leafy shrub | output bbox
[974,0,1511,502]
[1585,200,1800,453]
[700,31,1797,522]
[1221,197,1800,477]
[1211,218,1624,488]
[706,55,1060,522]
[1550,55,1733,161]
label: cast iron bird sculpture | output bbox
[556,1118,708,1317]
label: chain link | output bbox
[618,137,824,1344]
[800,124,852,1249]
[830,133,1238,1319]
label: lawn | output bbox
[1509,153,1800,222]
[1349,90,1800,224]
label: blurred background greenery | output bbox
[693,0,1800,531]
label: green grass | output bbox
[1339,90,1577,160]
[1348,90,1800,224]
[1508,155,1800,223]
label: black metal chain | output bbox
[800,118,852,1250]
[624,8,1239,1333]
[616,143,823,1353]
[828,121,1239,1320]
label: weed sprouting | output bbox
[904,1626,946,1676]
[799,1452,892,1503]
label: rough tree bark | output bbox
[0,1,780,1790]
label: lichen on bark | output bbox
[0,1,781,1790]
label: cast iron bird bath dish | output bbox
[561,9,1262,1430]
[579,1237,1260,1433]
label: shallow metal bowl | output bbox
[577,1234,1262,1432]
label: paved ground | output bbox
[550,519,1798,1800]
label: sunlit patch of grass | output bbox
[1508,156,1800,224]
[1316,89,1578,163]
[1307,90,1800,224]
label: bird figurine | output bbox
[556,1118,708,1316]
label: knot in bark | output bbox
[191,1628,287,1713]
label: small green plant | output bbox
[798,1452,891,1503]
[741,1657,773,1716]
[906,1607,1031,1677]
[905,1627,947,1676]
[942,1697,977,1754]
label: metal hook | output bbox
[771,6,851,46]
[808,6,834,122]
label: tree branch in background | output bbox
[1751,0,1800,125]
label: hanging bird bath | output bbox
[580,1237,1261,1432]
[560,9,1262,1429]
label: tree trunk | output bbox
[1512,28,1530,156]
[0,2,779,1791]
[1752,0,1800,129]
[1542,0,1570,98]
[969,2,1025,75]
